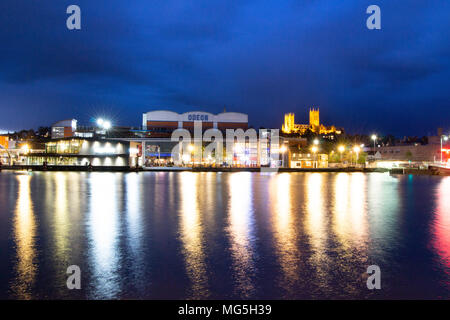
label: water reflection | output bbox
[54,173,70,265]
[179,172,209,299]
[432,177,450,278]
[270,173,300,295]
[227,172,256,298]
[333,173,350,246]
[125,173,145,292]
[87,173,121,299]
[125,173,143,256]
[11,174,37,299]
[348,173,368,245]
[305,173,326,252]
[2,171,449,299]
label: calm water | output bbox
[0,171,449,299]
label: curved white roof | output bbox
[143,110,248,125]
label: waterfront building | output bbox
[282,108,342,136]
[25,138,130,167]
[0,135,9,164]
[289,152,328,168]
[142,110,248,137]
[0,135,8,149]
[24,109,292,168]
[364,131,448,168]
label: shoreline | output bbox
[1,165,448,175]
[0,164,389,174]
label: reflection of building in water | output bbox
[228,173,256,298]
[270,174,300,294]
[432,177,450,274]
[12,174,37,299]
[87,173,121,299]
[179,172,209,298]
[282,109,342,136]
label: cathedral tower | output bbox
[309,108,320,128]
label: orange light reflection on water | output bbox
[270,173,300,294]
[179,172,209,299]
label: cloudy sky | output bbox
[0,0,449,136]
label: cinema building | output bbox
[128,110,257,167]
[142,110,248,136]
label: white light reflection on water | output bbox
[87,173,121,299]
[227,172,257,298]
[125,173,146,293]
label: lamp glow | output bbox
[103,121,111,130]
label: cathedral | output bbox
[282,108,342,135]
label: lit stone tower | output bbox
[282,113,295,133]
[309,108,320,128]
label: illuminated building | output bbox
[24,138,130,167]
[143,110,248,137]
[364,131,449,167]
[289,153,328,168]
[51,119,78,139]
[0,135,9,149]
[282,108,342,135]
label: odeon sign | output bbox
[186,113,211,121]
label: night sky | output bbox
[0,1,449,136]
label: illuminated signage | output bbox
[187,114,209,121]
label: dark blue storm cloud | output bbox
[0,0,449,135]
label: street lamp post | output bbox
[188,144,194,167]
[371,134,377,150]
[338,145,345,165]
[311,146,318,168]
